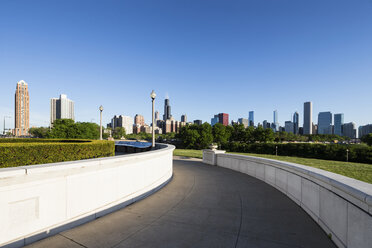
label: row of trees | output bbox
[29,119,110,139]
[361,134,372,146]
[175,123,354,150]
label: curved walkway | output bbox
[26,158,335,248]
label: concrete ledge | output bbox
[0,143,175,248]
[206,152,372,248]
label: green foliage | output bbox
[177,123,213,149]
[361,134,372,146]
[29,127,50,138]
[0,139,115,168]
[29,119,105,139]
[222,142,372,164]
[212,123,230,146]
[126,132,154,141]
[113,127,126,139]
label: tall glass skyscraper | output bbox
[273,110,279,132]
[293,112,299,134]
[334,113,344,136]
[163,98,172,121]
[318,112,332,134]
[303,102,312,135]
[249,111,254,126]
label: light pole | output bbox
[3,116,11,135]
[346,149,349,162]
[150,90,156,148]
[99,105,103,140]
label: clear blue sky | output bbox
[1,0,372,131]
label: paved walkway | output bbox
[26,158,335,248]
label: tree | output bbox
[362,134,372,146]
[49,119,77,138]
[231,124,246,142]
[29,127,50,138]
[198,123,213,149]
[75,122,100,139]
[212,123,229,146]
[113,127,126,139]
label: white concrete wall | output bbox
[0,144,174,248]
[207,152,372,248]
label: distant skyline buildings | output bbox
[293,112,299,135]
[50,94,74,125]
[273,110,279,132]
[303,102,313,135]
[238,118,249,128]
[14,80,29,136]
[211,115,219,126]
[110,115,133,134]
[334,114,344,136]
[218,113,229,126]
[134,114,145,126]
[163,98,172,121]
[249,111,254,127]
[318,112,332,135]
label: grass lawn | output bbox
[173,149,203,159]
[173,149,372,184]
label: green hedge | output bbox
[0,139,115,168]
[222,142,372,164]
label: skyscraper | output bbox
[273,110,279,132]
[343,122,356,139]
[303,102,312,135]
[211,115,219,126]
[163,98,172,120]
[358,124,372,138]
[285,121,294,133]
[238,118,249,128]
[194,120,202,125]
[181,114,187,122]
[293,112,299,134]
[155,111,160,121]
[318,112,332,134]
[14,80,29,136]
[249,111,254,127]
[218,113,229,126]
[334,113,344,136]
[134,114,145,126]
[50,94,74,125]
[111,115,133,134]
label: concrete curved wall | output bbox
[203,150,372,248]
[0,144,174,248]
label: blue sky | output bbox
[1,0,372,130]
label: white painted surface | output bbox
[208,152,372,248]
[202,149,225,165]
[0,144,174,247]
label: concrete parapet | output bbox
[208,152,372,248]
[0,144,175,248]
[202,149,225,165]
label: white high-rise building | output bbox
[50,94,75,125]
[111,115,133,134]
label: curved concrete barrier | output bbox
[203,150,372,248]
[0,144,174,248]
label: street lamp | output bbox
[150,90,156,148]
[99,105,104,140]
[346,149,349,162]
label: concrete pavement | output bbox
[26,158,336,248]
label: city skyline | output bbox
[1,1,372,130]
